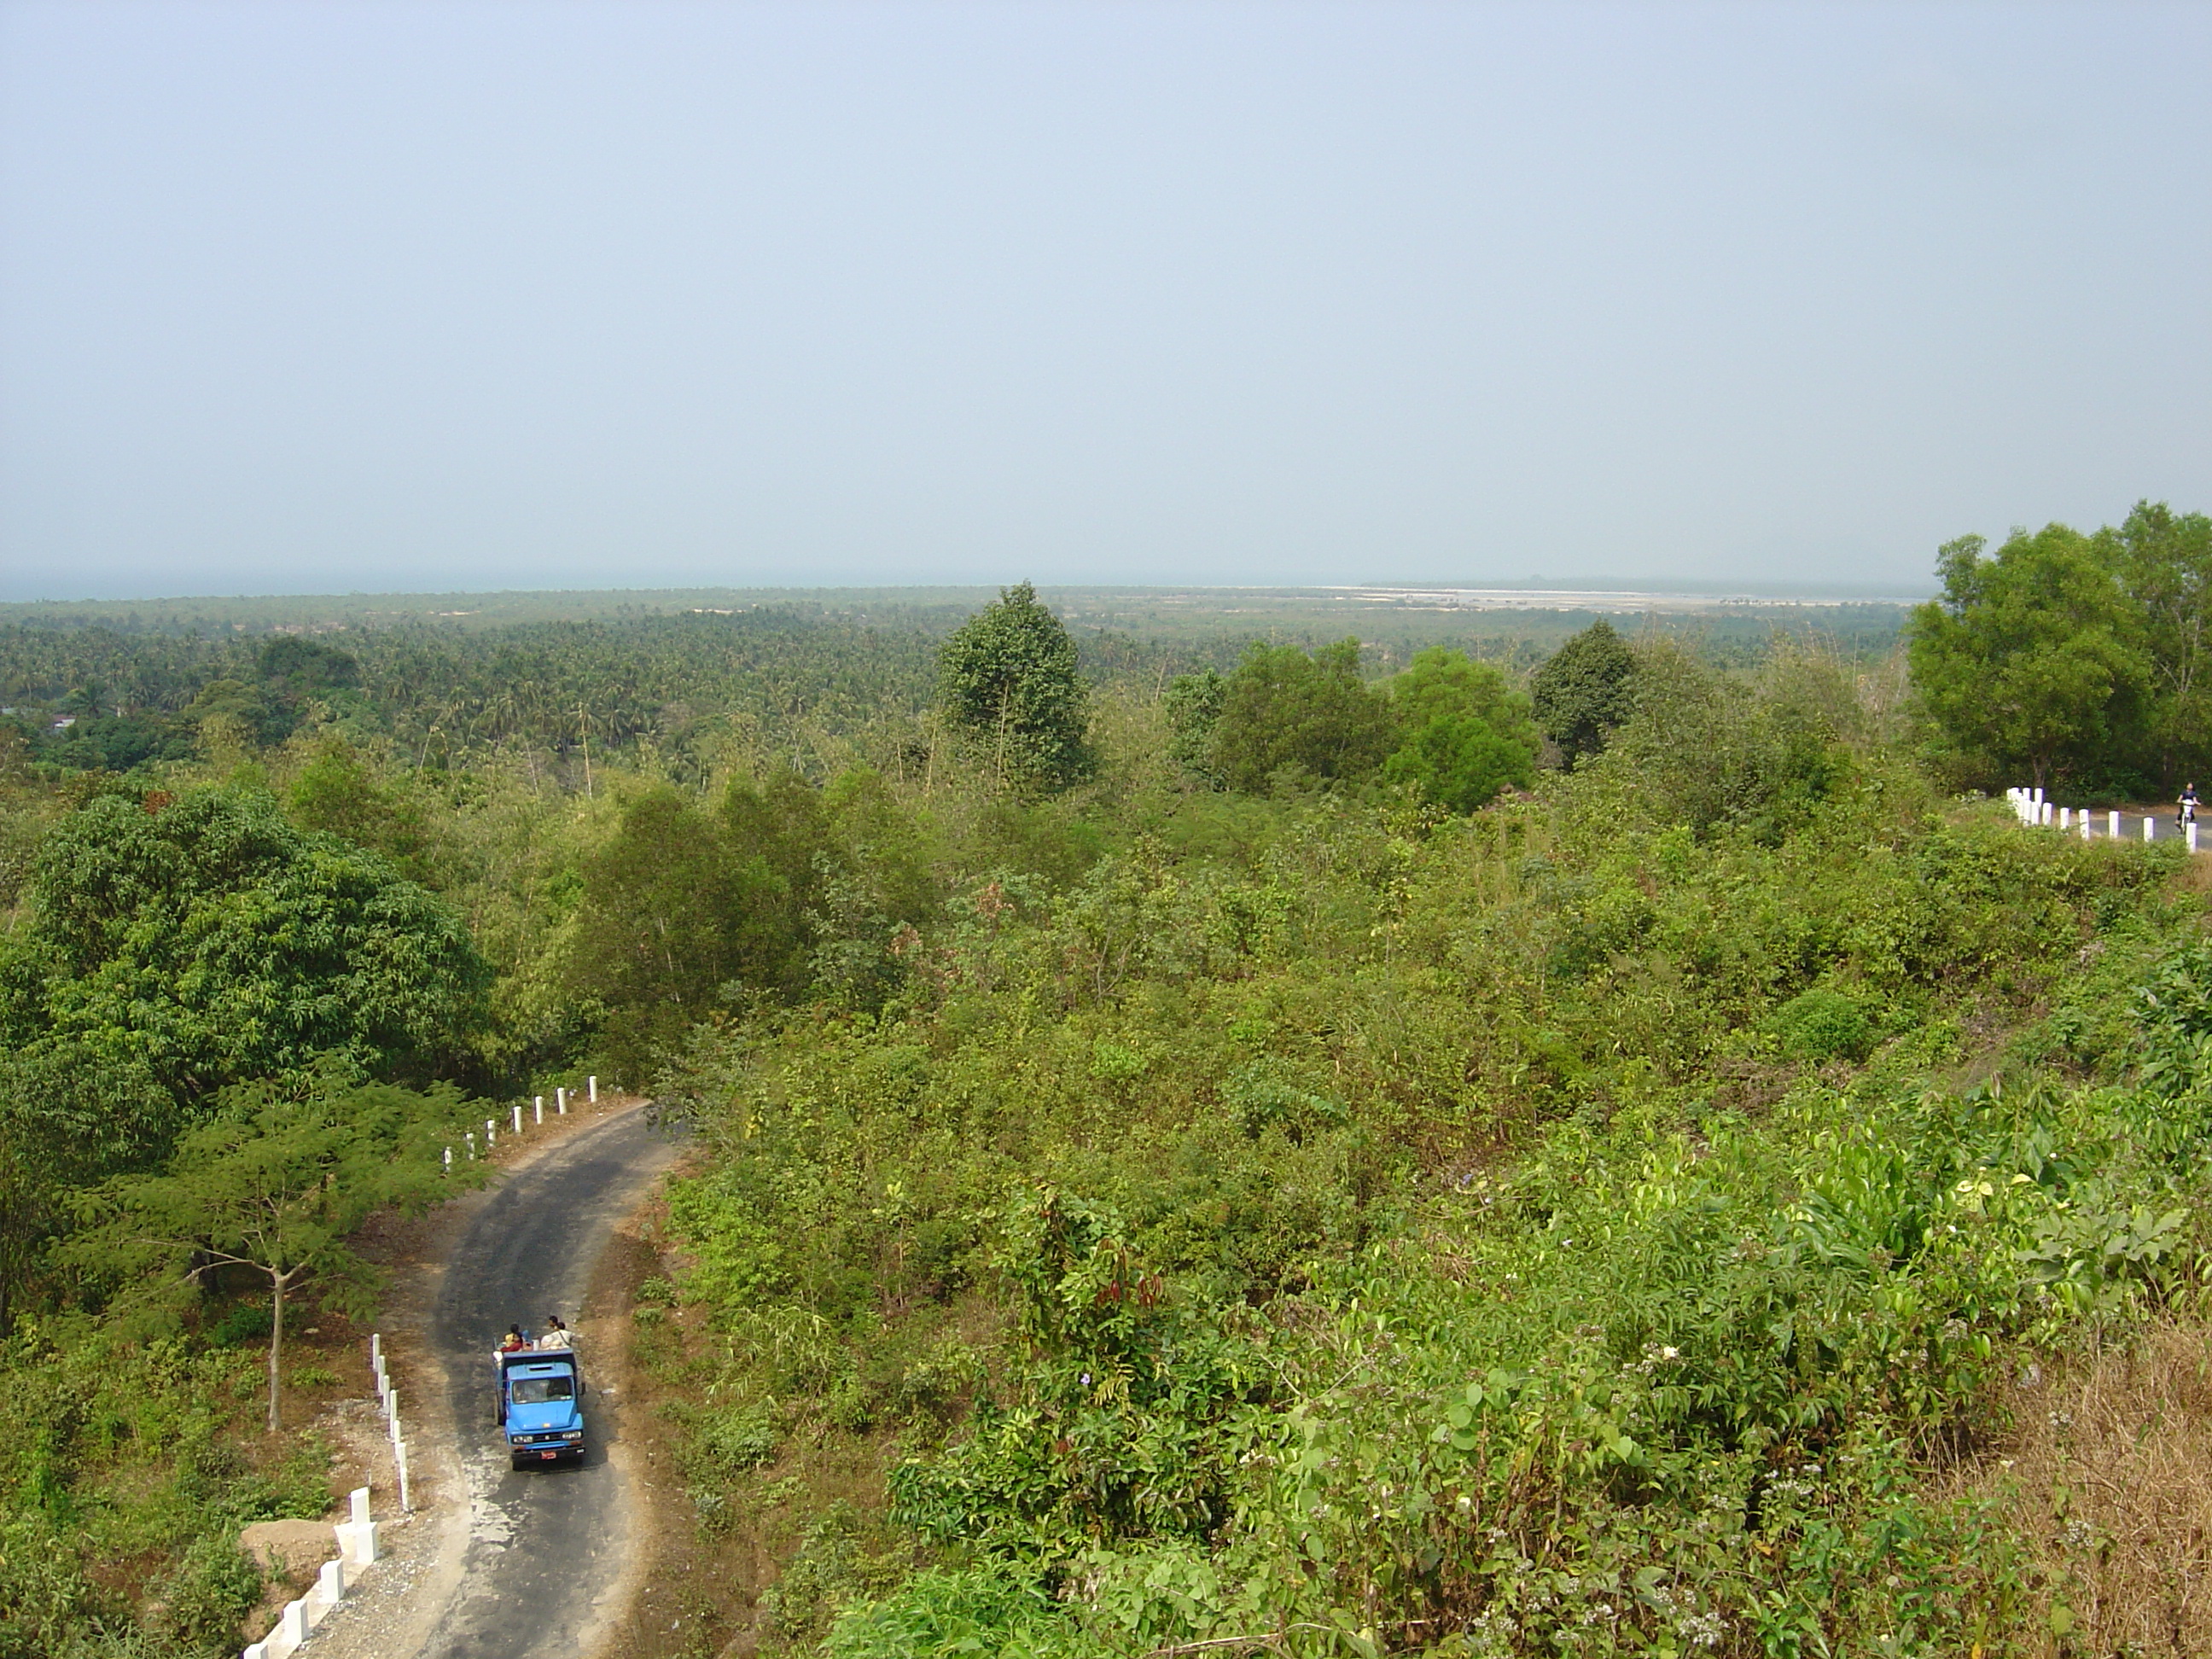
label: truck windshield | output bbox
[510,1377,574,1403]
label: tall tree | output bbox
[567,787,800,1078]
[0,1095,64,1334]
[1907,526,2150,789]
[63,1076,474,1431]
[937,583,1094,792]
[2117,500,2212,783]
[1206,640,1398,795]
[255,634,359,696]
[1529,620,1638,769]
[288,741,439,884]
[0,1044,175,1325]
[1,786,486,1121]
[1382,648,1540,812]
[1162,668,1227,783]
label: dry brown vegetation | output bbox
[1949,1318,2212,1656]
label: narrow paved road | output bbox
[417,1105,681,1659]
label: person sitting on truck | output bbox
[537,1314,573,1350]
[499,1324,529,1352]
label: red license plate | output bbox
[540,1450,557,1460]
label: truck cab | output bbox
[496,1348,586,1469]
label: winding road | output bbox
[411,1104,682,1659]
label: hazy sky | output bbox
[2,1,2207,600]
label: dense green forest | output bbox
[0,591,1910,785]
[5,510,2212,1658]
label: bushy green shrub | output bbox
[694,1402,779,1471]
[206,1301,272,1348]
[658,752,2206,1656]
[759,1504,900,1643]
[0,1516,103,1659]
[154,1534,263,1650]
[1382,649,1541,813]
[1767,987,1875,1062]
[827,1567,1100,1659]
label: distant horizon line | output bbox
[0,576,1935,610]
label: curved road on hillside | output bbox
[417,1106,681,1659]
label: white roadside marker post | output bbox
[2110,810,2121,838]
[512,1103,523,1135]
[2147,816,2157,842]
[486,1117,496,1148]
[2192,823,2200,854]
[557,1086,568,1115]
[588,1074,597,1103]
[535,1094,544,1123]
[338,1486,379,1566]
[465,1131,476,1160]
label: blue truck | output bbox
[495,1347,586,1470]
